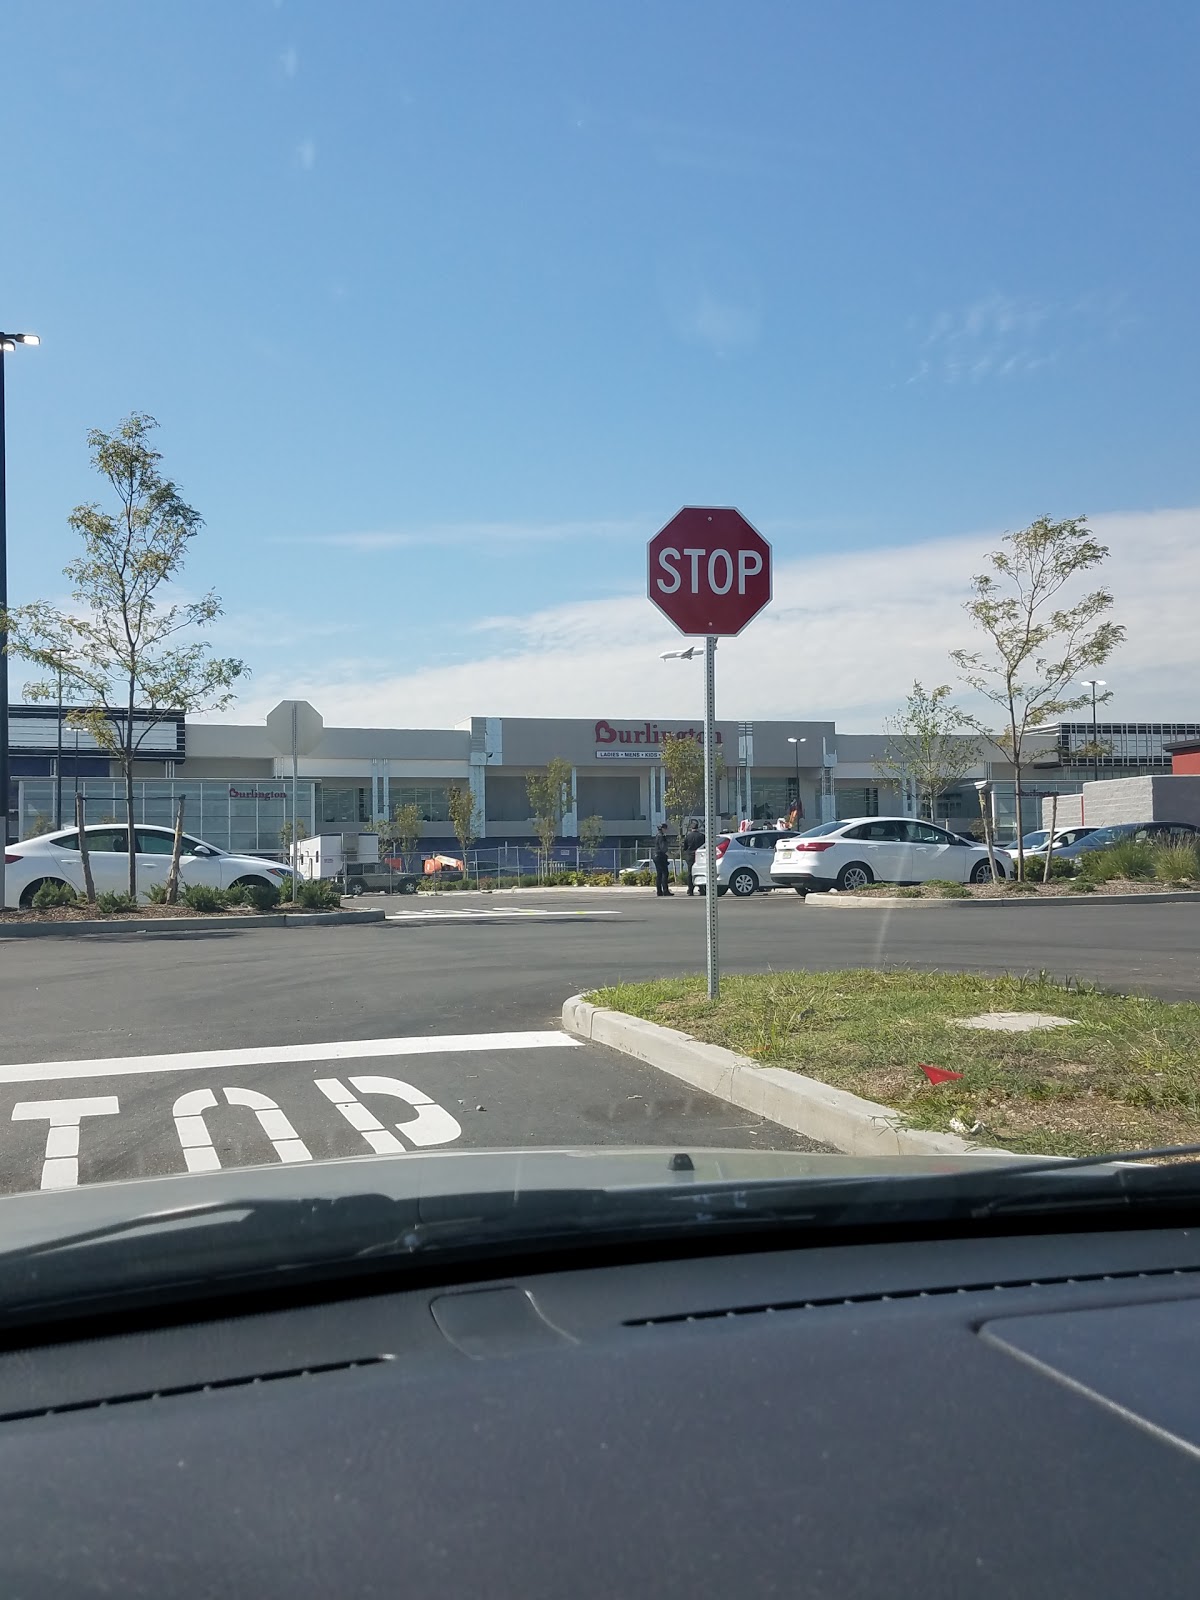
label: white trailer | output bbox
[296,832,380,881]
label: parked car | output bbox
[770,817,1012,894]
[692,828,798,897]
[619,856,679,880]
[1022,826,1096,856]
[1052,821,1200,860]
[3,824,294,908]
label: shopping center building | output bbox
[9,703,1200,857]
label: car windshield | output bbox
[0,4,1195,1300]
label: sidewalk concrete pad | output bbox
[956,1012,1079,1032]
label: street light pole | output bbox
[54,660,64,831]
[0,331,39,911]
[787,736,806,819]
[1080,679,1106,787]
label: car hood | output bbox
[0,1144,1033,1254]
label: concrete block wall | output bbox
[1043,775,1200,829]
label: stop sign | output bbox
[647,506,772,636]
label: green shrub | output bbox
[894,886,922,898]
[1069,880,1097,894]
[224,880,281,911]
[295,878,343,910]
[1151,841,1200,883]
[1079,841,1154,882]
[937,882,970,898]
[95,891,138,914]
[1045,855,1078,879]
[31,880,80,909]
[923,880,960,891]
[1006,880,1039,894]
[622,869,656,886]
[180,884,227,913]
[591,872,615,886]
[145,882,170,904]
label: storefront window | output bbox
[17,779,314,855]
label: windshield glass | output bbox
[0,2,1195,1279]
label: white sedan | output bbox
[770,817,1012,894]
[4,824,293,908]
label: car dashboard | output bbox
[0,1222,1197,1596]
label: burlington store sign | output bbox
[593,720,724,760]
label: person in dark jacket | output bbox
[653,824,673,896]
[681,819,704,896]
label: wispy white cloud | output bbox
[909,290,1134,385]
[271,519,640,553]
[296,137,317,172]
[202,508,1200,732]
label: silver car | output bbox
[692,828,797,897]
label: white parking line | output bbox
[0,1029,581,1086]
[386,907,623,921]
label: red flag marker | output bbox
[920,1064,963,1085]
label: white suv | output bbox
[4,824,293,908]
[692,829,797,897]
[770,817,1011,895]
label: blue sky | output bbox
[3,0,1197,727]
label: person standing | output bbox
[682,818,704,896]
[653,823,673,897]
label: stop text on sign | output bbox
[646,505,772,636]
[654,545,763,597]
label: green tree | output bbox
[1,414,247,899]
[447,783,481,870]
[659,733,724,841]
[578,813,606,859]
[525,758,573,871]
[951,515,1124,878]
[874,682,979,820]
[23,813,53,838]
[387,801,425,869]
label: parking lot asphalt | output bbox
[1,887,1196,1196]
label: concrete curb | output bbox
[562,994,1016,1159]
[805,890,1200,909]
[0,908,385,939]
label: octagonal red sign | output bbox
[647,506,772,636]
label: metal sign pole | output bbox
[704,634,719,1001]
[291,702,299,879]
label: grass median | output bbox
[586,970,1200,1157]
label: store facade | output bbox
[12,705,1190,855]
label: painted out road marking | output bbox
[385,907,623,921]
[8,1073,467,1189]
[172,1087,313,1173]
[11,1096,121,1190]
[315,1075,462,1151]
[0,1029,581,1087]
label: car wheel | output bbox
[835,862,873,891]
[729,868,758,897]
[970,860,1002,884]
